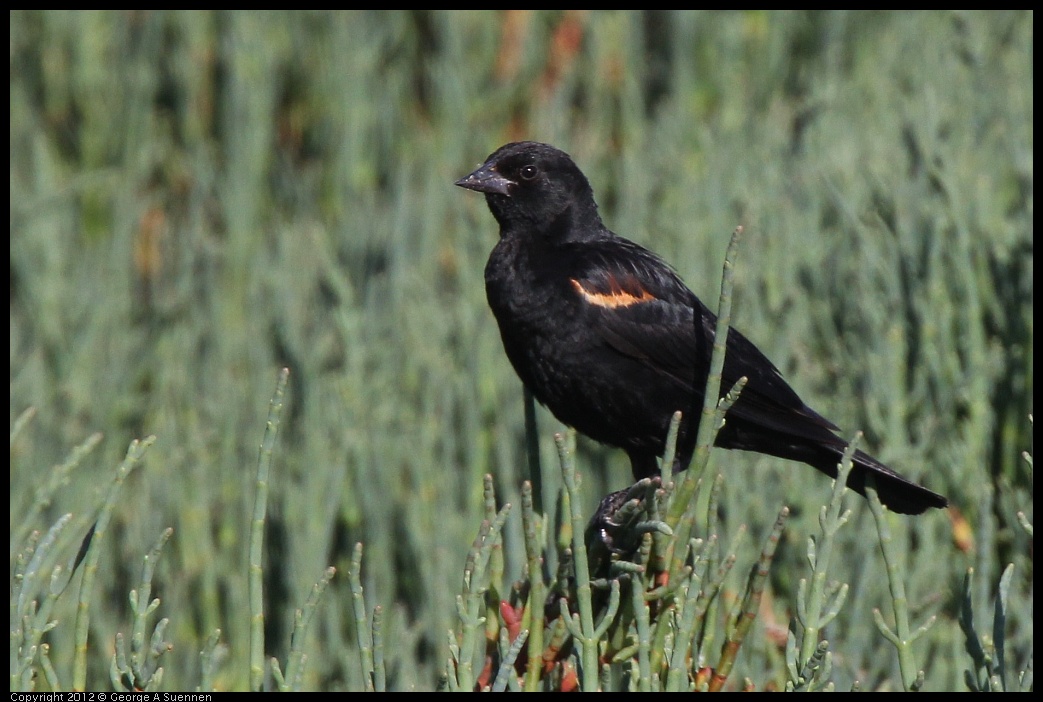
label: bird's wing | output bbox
[565,238,840,435]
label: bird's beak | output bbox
[455,163,514,196]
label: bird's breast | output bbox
[485,238,576,329]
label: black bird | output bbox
[456,141,947,515]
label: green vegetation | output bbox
[10,10,1032,691]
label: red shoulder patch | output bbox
[570,274,655,309]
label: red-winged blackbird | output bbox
[456,141,947,515]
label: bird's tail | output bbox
[719,423,948,515]
[840,448,948,515]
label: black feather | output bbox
[457,141,947,515]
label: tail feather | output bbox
[843,449,948,515]
[717,422,948,515]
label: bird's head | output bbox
[456,141,602,238]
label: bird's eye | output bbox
[519,165,539,181]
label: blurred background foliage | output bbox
[9,10,1032,691]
